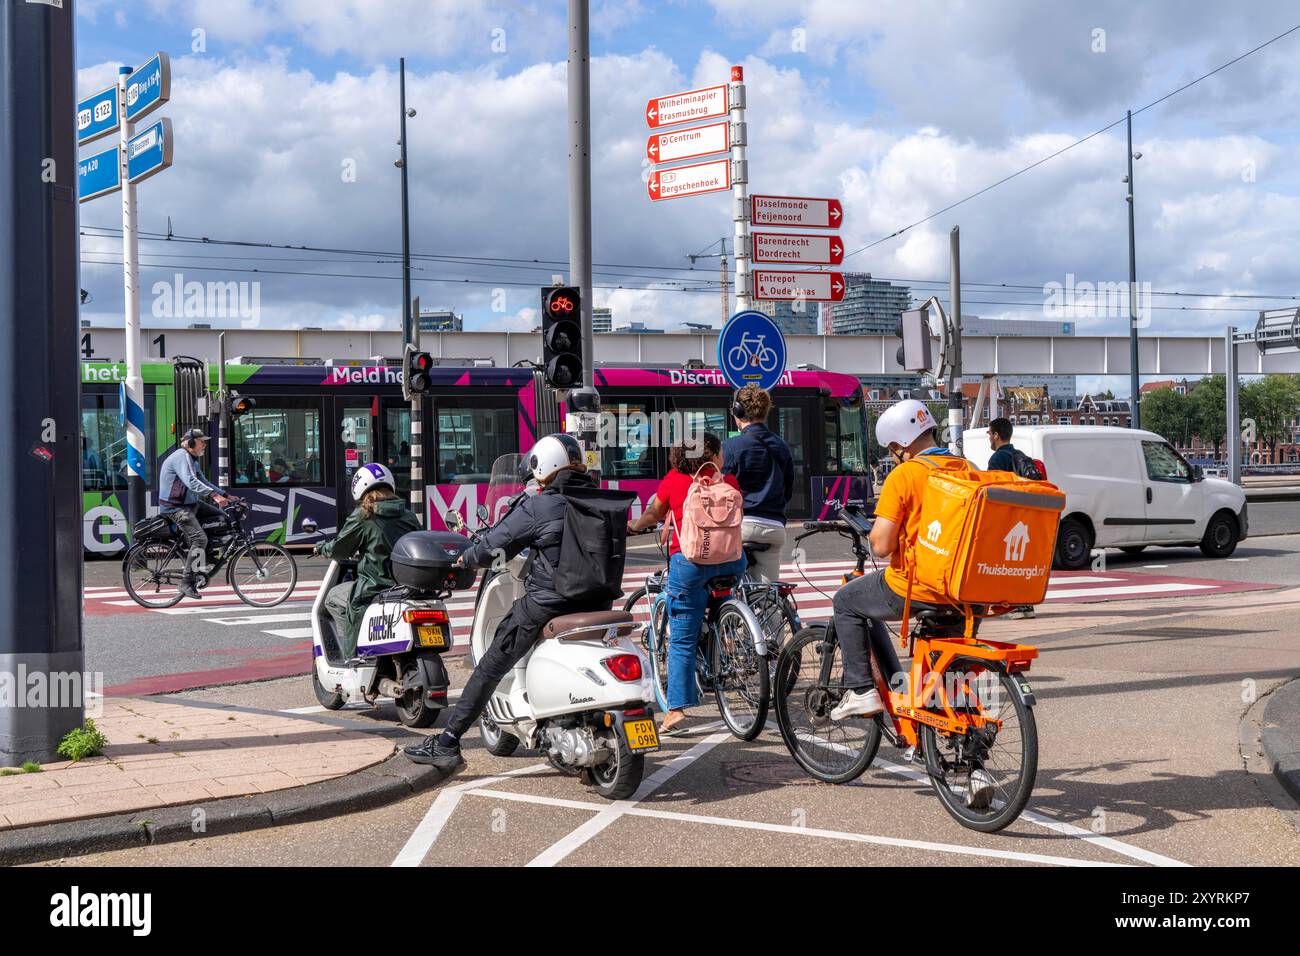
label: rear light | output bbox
[623,707,646,717]
[602,654,643,682]
[404,608,449,624]
[1033,459,1048,481]
[709,587,732,598]
[777,584,797,597]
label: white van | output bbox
[961,425,1248,569]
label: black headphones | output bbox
[731,393,746,421]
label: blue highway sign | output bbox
[78,145,121,203]
[717,309,788,391]
[77,86,119,146]
[126,119,172,185]
[125,52,171,123]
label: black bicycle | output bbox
[121,499,299,609]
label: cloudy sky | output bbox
[75,0,1300,376]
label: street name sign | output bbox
[78,144,121,203]
[750,194,843,229]
[125,52,171,123]
[752,232,844,265]
[754,270,845,302]
[646,121,729,163]
[126,118,172,184]
[76,86,118,145]
[645,84,728,128]
[647,158,730,201]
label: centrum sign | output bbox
[647,158,730,201]
[645,84,728,128]
[646,121,729,163]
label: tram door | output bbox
[333,397,415,526]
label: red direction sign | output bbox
[646,84,728,128]
[751,194,844,229]
[647,159,731,202]
[752,232,844,266]
[754,270,845,302]
[646,121,729,164]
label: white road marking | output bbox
[465,788,1125,867]
[265,627,315,639]
[280,688,462,715]
[391,763,551,867]
[527,725,730,867]
[1041,582,1213,600]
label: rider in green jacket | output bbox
[313,463,420,658]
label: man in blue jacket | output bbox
[723,385,794,583]
[157,429,232,599]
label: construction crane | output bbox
[687,237,730,325]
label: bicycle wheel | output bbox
[711,599,769,740]
[122,542,185,609]
[922,668,1038,833]
[228,541,298,607]
[774,626,880,784]
[624,586,669,712]
[745,585,798,662]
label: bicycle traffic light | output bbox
[541,285,583,390]
[228,393,256,417]
[404,344,434,398]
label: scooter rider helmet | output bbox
[875,399,939,451]
[527,433,584,484]
[350,462,396,501]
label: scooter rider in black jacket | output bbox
[404,434,610,773]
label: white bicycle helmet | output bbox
[875,399,939,450]
[350,462,395,501]
[528,433,583,483]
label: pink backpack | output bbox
[674,463,744,564]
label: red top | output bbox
[655,467,741,557]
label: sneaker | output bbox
[967,767,997,809]
[1007,606,1035,620]
[829,687,884,721]
[404,736,466,774]
[178,579,202,600]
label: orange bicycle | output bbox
[774,503,1039,832]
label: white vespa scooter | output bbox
[445,454,659,800]
[303,517,474,728]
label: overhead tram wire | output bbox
[836,22,1300,263]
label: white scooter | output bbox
[303,518,474,728]
[445,454,659,800]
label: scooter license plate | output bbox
[624,719,659,752]
[416,624,447,648]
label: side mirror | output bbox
[476,504,490,524]
[301,517,318,534]
[1190,464,1204,482]
[445,509,466,532]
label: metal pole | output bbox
[409,297,424,526]
[729,66,751,311]
[217,333,229,488]
[567,0,595,384]
[1226,326,1241,485]
[119,65,148,531]
[1126,110,1140,428]
[399,58,412,347]
[947,226,964,457]
[720,238,729,324]
[0,0,84,763]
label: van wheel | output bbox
[1199,512,1238,558]
[1119,546,1147,556]
[1054,518,1093,570]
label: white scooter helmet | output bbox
[527,433,584,484]
[350,462,396,501]
[875,399,939,451]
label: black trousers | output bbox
[831,570,941,692]
[169,501,224,579]
[444,592,608,739]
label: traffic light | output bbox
[895,306,933,372]
[541,285,583,389]
[228,393,256,417]
[404,343,433,398]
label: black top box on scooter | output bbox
[391,531,477,592]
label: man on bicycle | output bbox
[829,399,963,720]
[723,384,794,583]
[158,428,233,600]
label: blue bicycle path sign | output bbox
[717,309,787,391]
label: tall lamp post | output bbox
[1124,110,1143,428]
[396,58,416,347]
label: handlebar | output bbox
[796,502,877,573]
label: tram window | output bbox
[81,393,154,489]
[600,401,662,480]
[823,401,869,475]
[232,404,322,485]
[435,403,514,483]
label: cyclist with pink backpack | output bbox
[627,432,746,734]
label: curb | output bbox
[0,749,447,866]
[1260,676,1300,808]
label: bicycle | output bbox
[726,333,779,373]
[623,530,770,740]
[773,503,1040,833]
[737,539,801,671]
[121,499,299,609]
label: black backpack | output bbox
[1009,448,1045,481]
[531,486,636,603]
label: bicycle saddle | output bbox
[706,574,738,591]
[743,542,771,553]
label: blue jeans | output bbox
[663,552,749,710]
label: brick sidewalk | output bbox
[0,699,393,830]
